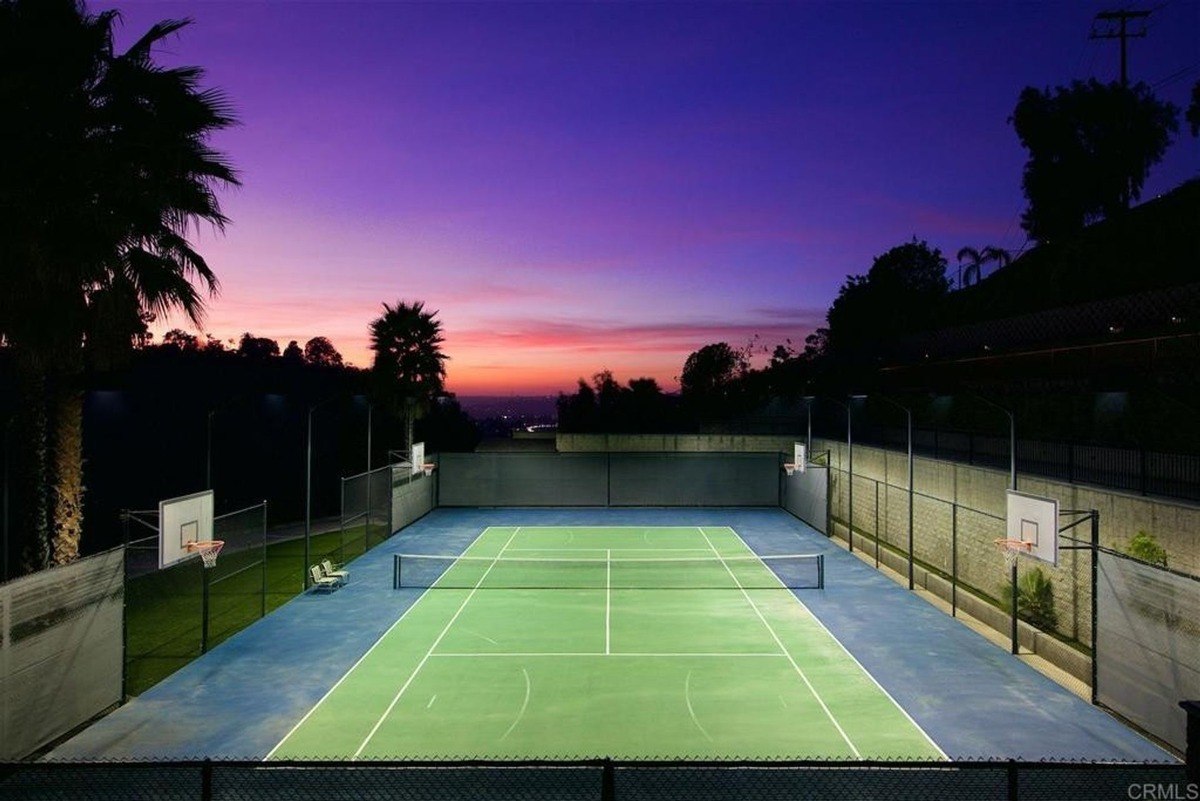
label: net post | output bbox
[393,553,401,590]
[817,554,824,590]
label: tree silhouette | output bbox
[369,300,447,450]
[237,333,280,360]
[0,1,238,569]
[282,340,304,364]
[162,329,202,352]
[825,239,949,364]
[1011,80,1177,242]
[956,245,1011,287]
[680,342,749,418]
[303,336,344,368]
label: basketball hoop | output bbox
[994,538,1032,570]
[783,463,797,476]
[186,540,225,569]
[422,463,436,477]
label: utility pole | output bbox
[1091,9,1150,87]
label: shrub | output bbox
[1127,530,1168,567]
[1001,566,1059,630]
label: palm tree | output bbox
[981,245,1012,278]
[955,247,983,289]
[0,1,238,569]
[956,245,1012,288]
[369,301,448,453]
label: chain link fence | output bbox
[336,464,396,565]
[823,450,1094,680]
[0,760,1190,800]
[123,503,270,697]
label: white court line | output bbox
[698,527,861,758]
[429,652,785,658]
[605,549,612,654]
[684,670,713,742]
[500,668,532,741]
[402,553,817,563]
[263,526,507,760]
[504,547,712,553]
[721,526,949,760]
[351,527,521,760]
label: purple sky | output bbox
[97,1,1199,394]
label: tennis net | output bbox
[392,552,824,590]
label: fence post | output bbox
[600,759,615,801]
[339,478,347,564]
[1090,510,1100,705]
[873,480,880,569]
[1006,760,1018,801]
[201,758,213,801]
[120,512,130,703]
[951,504,958,618]
[1180,700,1200,782]
[261,501,268,619]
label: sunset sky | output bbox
[98,1,1198,395]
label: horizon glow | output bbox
[98,1,1199,394]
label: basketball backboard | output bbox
[158,490,214,569]
[1005,490,1058,566]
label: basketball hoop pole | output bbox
[201,564,211,654]
[1009,557,1019,654]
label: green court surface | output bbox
[267,526,946,761]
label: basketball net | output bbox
[994,538,1031,570]
[187,540,225,569]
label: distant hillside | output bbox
[457,395,559,419]
[942,179,1200,326]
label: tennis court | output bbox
[267,525,945,760]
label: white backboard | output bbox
[794,442,807,473]
[411,441,426,475]
[1006,490,1058,566]
[159,490,214,569]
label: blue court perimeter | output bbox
[52,507,1174,762]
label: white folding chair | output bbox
[309,565,340,593]
[321,559,349,584]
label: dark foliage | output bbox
[556,372,678,433]
[1011,80,1178,243]
[825,239,950,365]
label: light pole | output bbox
[803,396,813,457]
[305,396,341,584]
[971,393,1016,491]
[972,392,1018,654]
[870,395,915,589]
[817,397,853,552]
